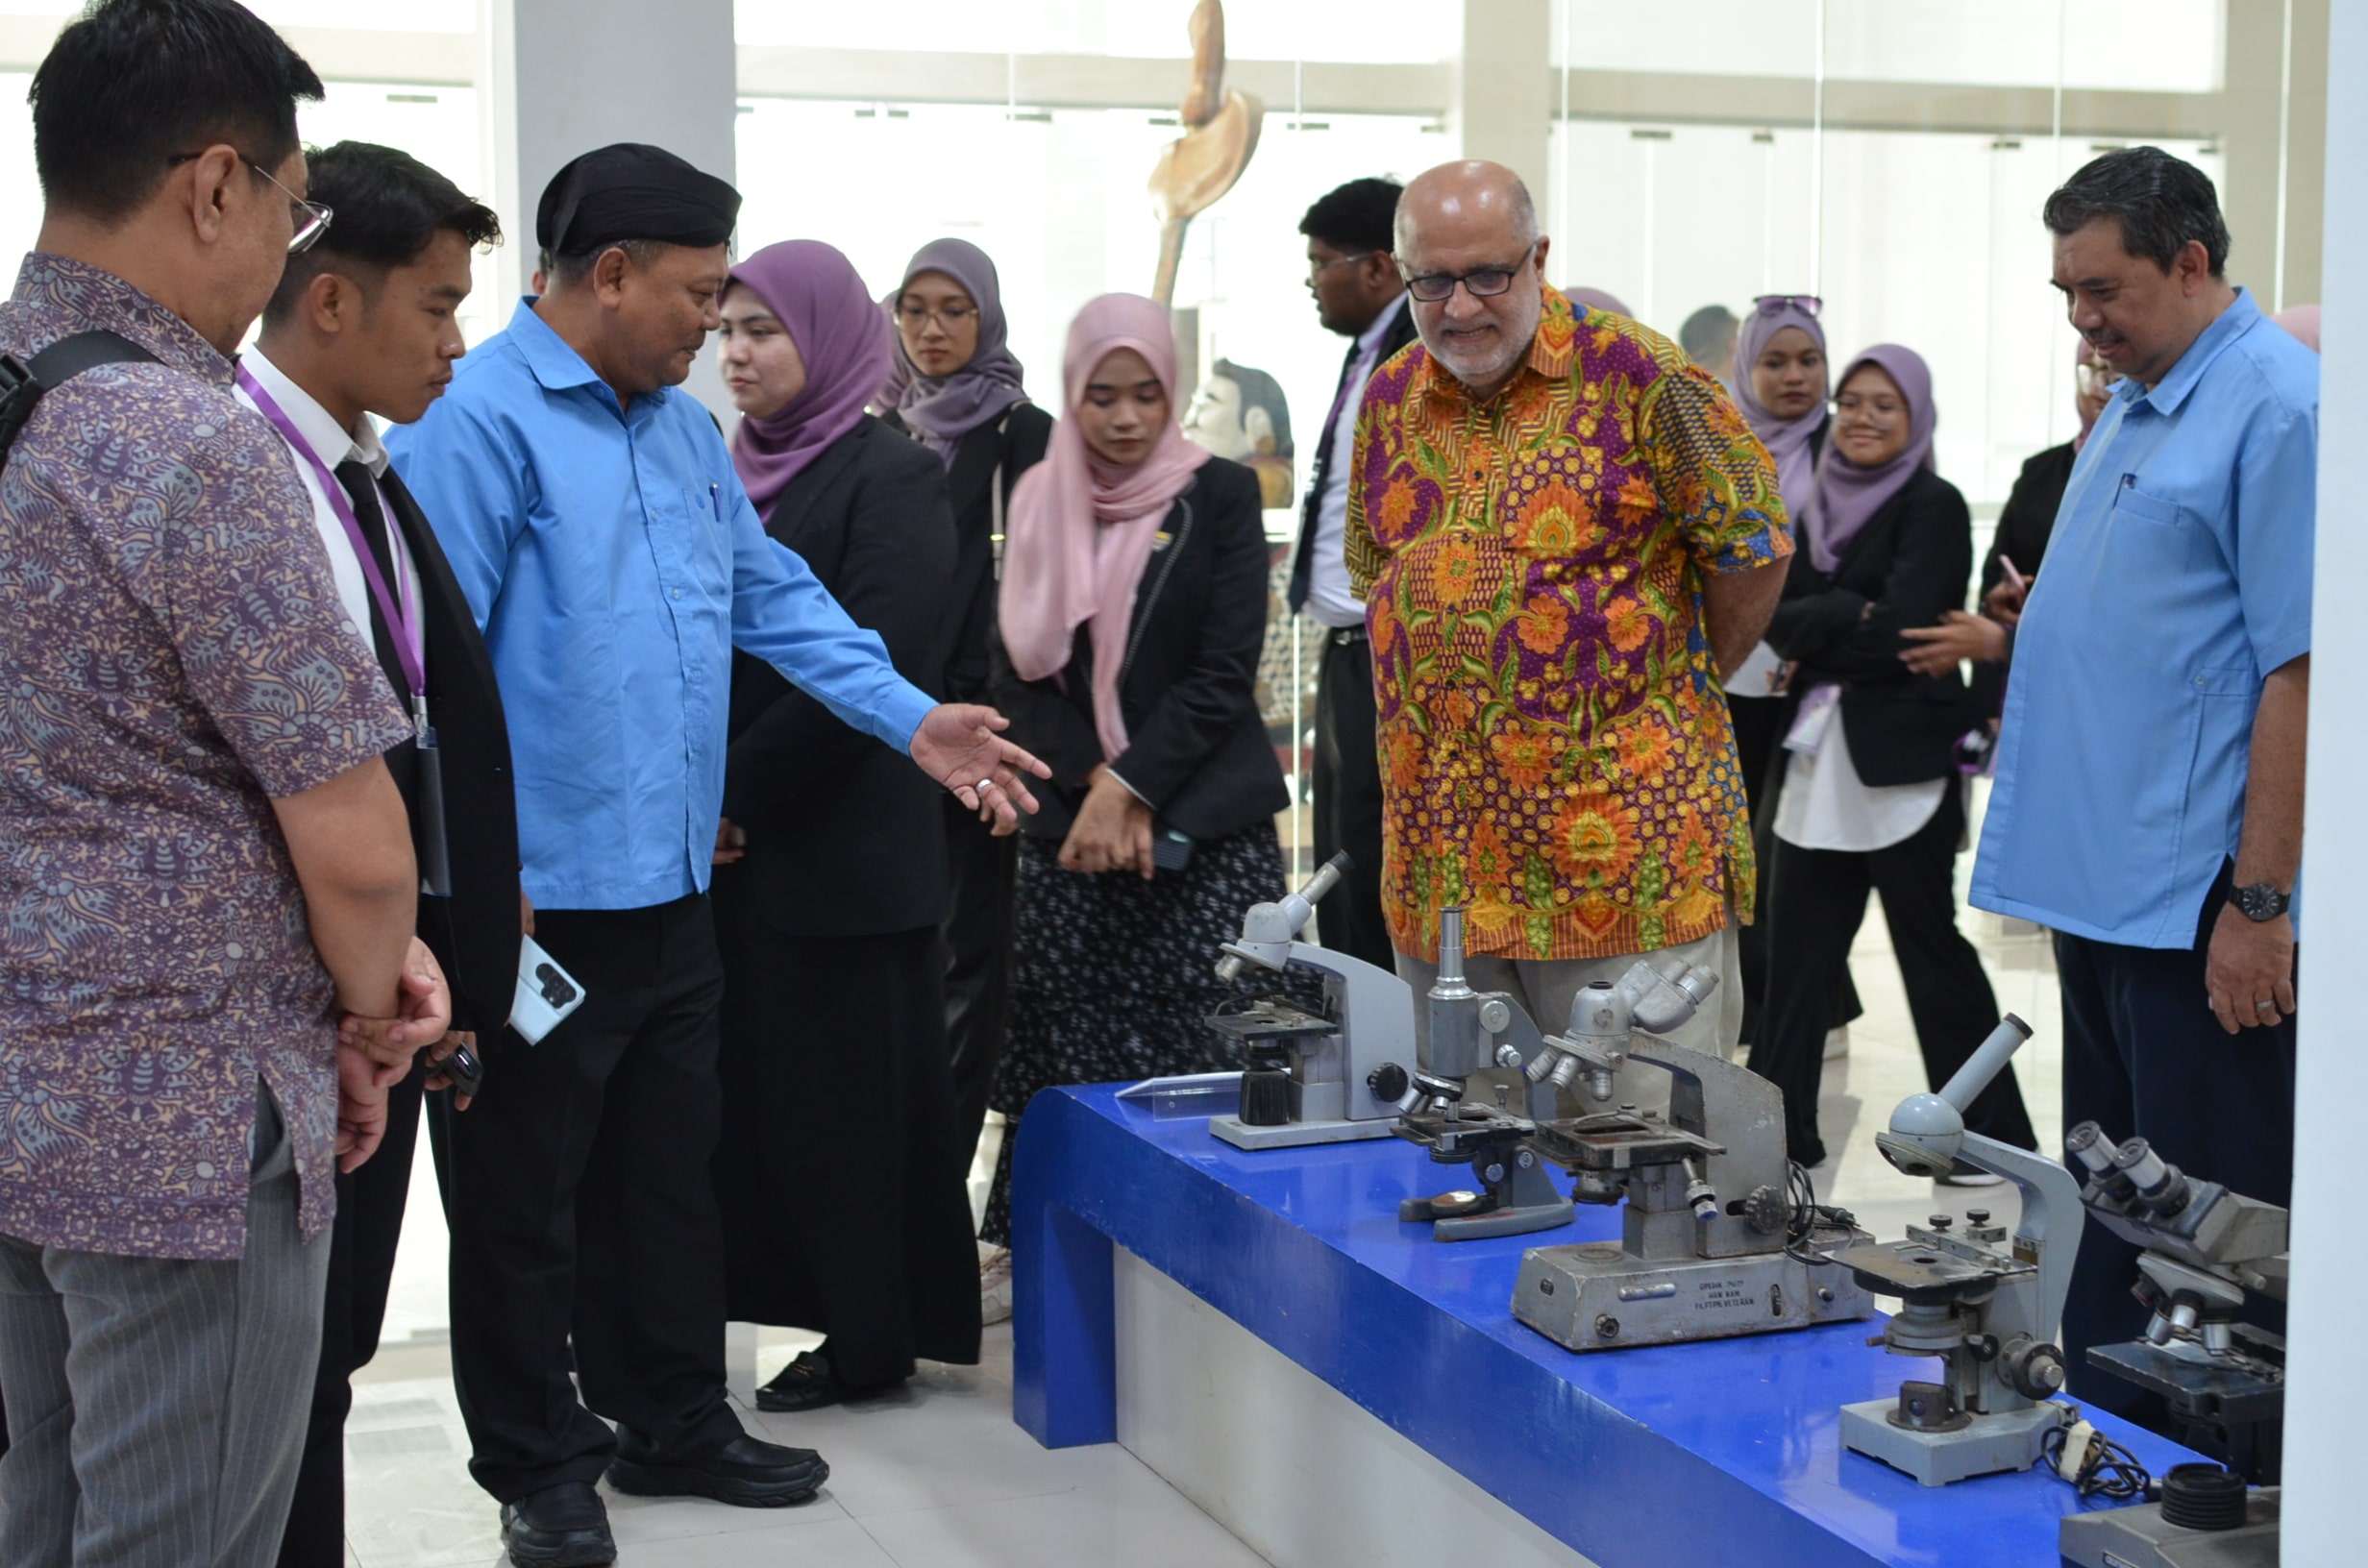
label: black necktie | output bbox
[333,458,410,709]
[1289,336,1369,613]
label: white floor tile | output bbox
[615,1518,900,1567]
[853,1463,1274,1568]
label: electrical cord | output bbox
[1782,1160,1860,1265]
[2042,1419,2156,1506]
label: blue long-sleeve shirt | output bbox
[386,298,934,911]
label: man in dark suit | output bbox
[1290,177,1418,970]
[239,140,522,1568]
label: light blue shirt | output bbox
[1971,289,2316,947]
[386,299,935,912]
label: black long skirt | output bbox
[980,821,1285,1244]
[711,884,981,1387]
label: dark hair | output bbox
[30,0,324,223]
[1679,304,1739,361]
[265,141,502,323]
[1299,177,1403,257]
[2043,146,2231,278]
[547,239,666,290]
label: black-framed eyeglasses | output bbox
[1401,251,1536,304]
[896,302,978,331]
[1754,293,1822,316]
[167,150,333,254]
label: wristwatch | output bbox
[2232,882,2291,922]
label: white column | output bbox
[477,0,740,415]
[1447,0,1552,203]
[2283,0,2365,1557]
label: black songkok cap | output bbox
[535,142,741,257]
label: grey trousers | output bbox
[0,1086,333,1568]
[1394,920,1744,1115]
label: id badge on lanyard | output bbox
[412,694,452,898]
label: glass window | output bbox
[734,0,1443,63]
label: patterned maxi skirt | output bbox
[980,819,1286,1244]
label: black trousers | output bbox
[276,1066,430,1566]
[1733,694,1861,1047]
[713,913,981,1387]
[2055,914,2296,1437]
[942,793,1019,1164]
[432,894,742,1503]
[1311,628,1394,969]
[1747,785,2035,1167]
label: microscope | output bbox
[1199,854,1421,1151]
[1389,906,1574,1241]
[1832,1016,2084,1486]
[1508,960,1874,1350]
[2056,1122,2285,1568]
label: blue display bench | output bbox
[1010,1083,2200,1568]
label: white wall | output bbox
[2282,2,2365,1561]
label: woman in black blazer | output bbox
[1745,345,2035,1170]
[707,240,979,1411]
[880,239,1056,1177]
[977,293,1287,1256]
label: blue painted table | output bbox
[1010,1083,2200,1568]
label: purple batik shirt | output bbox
[0,255,413,1261]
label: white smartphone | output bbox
[510,935,587,1044]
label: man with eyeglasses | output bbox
[0,4,439,1561]
[1289,176,1418,971]
[1344,159,1791,1076]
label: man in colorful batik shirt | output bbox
[1345,160,1790,1057]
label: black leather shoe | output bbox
[605,1431,829,1508]
[500,1482,616,1567]
[756,1349,907,1413]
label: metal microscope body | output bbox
[1206,854,1420,1151]
[1510,960,1873,1350]
[1390,907,1572,1241]
[2057,1122,2288,1568]
[1834,1016,2085,1486]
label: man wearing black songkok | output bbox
[388,143,1047,1567]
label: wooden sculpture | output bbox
[1147,0,1264,305]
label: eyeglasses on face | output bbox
[1400,251,1537,304]
[1754,293,1823,316]
[1833,392,1904,419]
[897,302,977,331]
[167,149,333,254]
[1306,251,1374,282]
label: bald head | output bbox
[1395,160,1539,257]
[1394,160,1550,403]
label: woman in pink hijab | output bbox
[975,293,1288,1295]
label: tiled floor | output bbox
[347,856,2064,1566]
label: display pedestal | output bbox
[1010,1083,2201,1568]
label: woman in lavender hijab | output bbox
[882,239,1059,1206]
[1746,344,2037,1173]
[707,239,981,1411]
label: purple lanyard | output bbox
[236,366,425,704]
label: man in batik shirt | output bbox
[1346,160,1790,1056]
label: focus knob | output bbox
[1368,1063,1410,1102]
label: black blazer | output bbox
[1762,464,1977,789]
[937,403,1054,704]
[722,415,957,936]
[991,456,1288,845]
[1970,440,2075,718]
[380,468,522,1034]
[1289,297,1422,610]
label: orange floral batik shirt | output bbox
[1345,287,1789,963]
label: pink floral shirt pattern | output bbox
[0,255,411,1260]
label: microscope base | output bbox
[2058,1486,2278,1568]
[1210,1115,1400,1151]
[1399,1192,1575,1241]
[1839,1398,2070,1486]
[1512,1242,1874,1351]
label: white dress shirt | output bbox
[1306,293,1409,630]
[1773,685,1946,852]
[235,349,426,693]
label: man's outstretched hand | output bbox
[910,703,1051,830]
